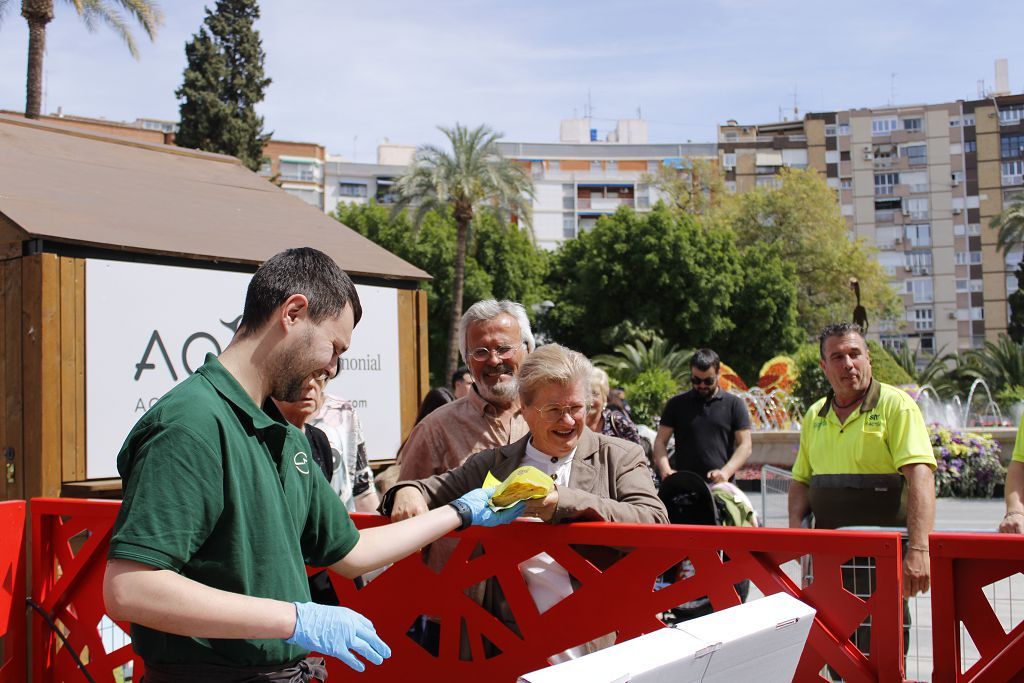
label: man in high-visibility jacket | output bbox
[788,322,936,657]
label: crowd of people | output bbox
[102,247,1024,681]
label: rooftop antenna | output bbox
[586,89,593,119]
[977,79,987,98]
[636,106,642,119]
[792,86,799,118]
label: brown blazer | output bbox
[385,428,668,526]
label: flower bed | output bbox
[931,425,1005,498]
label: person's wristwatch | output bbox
[448,499,473,530]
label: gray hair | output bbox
[591,367,610,407]
[517,344,592,407]
[459,299,536,364]
[818,322,865,359]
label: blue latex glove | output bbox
[286,602,391,672]
[457,487,527,526]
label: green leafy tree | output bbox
[545,206,802,381]
[334,201,547,385]
[592,339,694,387]
[11,0,163,119]
[393,123,534,380]
[890,344,955,389]
[623,367,680,428]
[640,157,726,216]
[714,167,900,335]
[175,0,271,171]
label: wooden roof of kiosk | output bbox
[0,113,429,281]
[0,114,430,502]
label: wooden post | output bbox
[1,258,24,501]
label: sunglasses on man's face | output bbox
[691,375,717,387]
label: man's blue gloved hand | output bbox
[286,602,391,672]
[456,487,526,527]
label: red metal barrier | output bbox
[930,532,1024,682]
[27,499,907,682]
[31,498,142,682]
[0,500,26,683]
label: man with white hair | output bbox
[394,299,535,488]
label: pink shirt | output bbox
[397,386,530,480]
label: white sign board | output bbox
[85,259,403,479]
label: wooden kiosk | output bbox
[0,114,430,501]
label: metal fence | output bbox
[757,466,1024,681]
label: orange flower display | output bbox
[757,355,798,394]
[718,362,748,392]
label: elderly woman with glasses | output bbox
[386,343,666,526]
[383,343,666,658]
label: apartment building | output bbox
[719,92,1024,352]
[496,119,717,249]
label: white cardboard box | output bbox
[517,593,815,683]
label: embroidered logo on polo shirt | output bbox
[814,417,827,429]
[865,413,882,427]
[293,451,310,475]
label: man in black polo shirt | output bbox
[653,348,752,483]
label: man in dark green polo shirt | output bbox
[103,248,522,681]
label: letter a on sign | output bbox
[135,330,178,381]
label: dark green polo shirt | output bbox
[109,354,359,667]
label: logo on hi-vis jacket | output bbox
[865,413,882,428]
[293,451,310,475]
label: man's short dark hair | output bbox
[818,322,865,358]
[237,247,362,337]
[451,366,470,387]
[690,348,720,372]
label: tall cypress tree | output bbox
[175,0,271,171]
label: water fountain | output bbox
[732,388,803,431]
[914,378,1007,429]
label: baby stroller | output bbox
[656,471,756,624]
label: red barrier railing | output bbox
[30,498,141,682]
[0,500,26,683]
[25,499,907,682]
[930,532,1024,682]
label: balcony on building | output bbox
[576,184,635,211]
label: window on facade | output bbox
[725,133,739,142]
[956,279,969,292]
[876,226,901,249]
[905,198,929,220]
[258,161,272,176]
[968,223,982,236]
[825,124,837,136]
[1002,135,1024,158]
[952,171,965,184]
[723,153,736,168]
[970,307,985,320]
[838,123,851,135]
[907,278,934,303]
[901,144,927,165]
[875,172,899,195]
[872,118,899,135]
[590,161,602,172]
[563,214,577,239]
[963,115,976,126]
[902,171,928,193]
[880,334,907,352]
[905,224,931,248]
[903,118,923,132]
[1002,160,1024,185]
[905,251,933,274]
[337,183,367,197]
[725,180,737,192]
[911,308,934,331]
[562,196,575,210]
[840,178,853,190]
[920,335,935,353]
[1000,105,1024,125]
[964,140,977,153]
[279,161,318,182]
[950,117,962,127]
[756,176,781,188]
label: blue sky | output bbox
[1,0,1022,161]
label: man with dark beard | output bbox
[103,249,523,681]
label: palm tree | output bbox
[963,335,1024,394]
[992,195,1024,257]
[393,123,534,380]
[890,344,954,390]
[13,0,163,119]
[593,339,694,386]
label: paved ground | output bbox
[749,493,1019,681]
